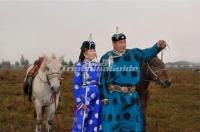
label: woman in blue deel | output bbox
[72,35,101,132]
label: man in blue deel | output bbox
[99,28,166,132]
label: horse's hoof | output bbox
[47,125,55,132]
[35,129,41,132]
[48,128,54,132]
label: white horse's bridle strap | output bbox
[47,72,62,81]
[47,72,62,76]
[38,72,50,85]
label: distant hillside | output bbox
[165,61,200,68]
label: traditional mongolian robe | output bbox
[99,44,162,132]
[72,60,101,132]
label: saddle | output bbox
[23,57,44,102]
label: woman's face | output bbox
[84,49,97,61]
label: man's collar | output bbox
[112,49,126,56]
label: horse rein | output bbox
[50,82,68,132]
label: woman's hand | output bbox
[81,104,87,110]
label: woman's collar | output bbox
[83,59,94,63]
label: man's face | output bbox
[113,39,126,53]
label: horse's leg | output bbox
[139,89,149,132]
[142,111,147,132]
[34,99,43,132]
[47,94,60,132]
[140,94,146,132]
[46,101,57,132]
[143,88,150,132]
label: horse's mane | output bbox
[40,60,46,72]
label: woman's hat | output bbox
[79,34,96,62]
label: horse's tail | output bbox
[23,77,29,107]
[23,76,33,102]
[24,64,39,103]
[33,109,37,118]
[42,106,45,118]
[23,81,26,105]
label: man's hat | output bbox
[111,27,126,42]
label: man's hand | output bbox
[102,99,109,105]
[157,40,166,49]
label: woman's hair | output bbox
[78,49,86,62]
[78,41,95,62]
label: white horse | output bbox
[25,55,65,132]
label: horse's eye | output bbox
[46,67,50,71]
[60,67,63,71]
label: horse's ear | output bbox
[156,55,162,62]
[161,51,164,61]
[43,54,50,63]
[40,61,46,72]
[61,65,66,72]
[59,55,65,63]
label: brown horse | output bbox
[136,56,171,131]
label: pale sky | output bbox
[0,0,200,64]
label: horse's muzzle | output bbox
[51,86,60,94]
[161,80,171,88]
